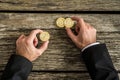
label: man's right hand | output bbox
[66,17,97,49]
[16,29,49,62]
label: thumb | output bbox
[65,28,77,42]
[37,41,49,56]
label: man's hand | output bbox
[16,29,49,61]
[66,17,96,49]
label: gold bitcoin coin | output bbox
[64,18,74,28]
[56,17,65,28]
[39,32,50,41]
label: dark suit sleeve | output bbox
[1,54,32,80]
[82,44,119,80]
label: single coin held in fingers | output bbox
[39,32,50,41]
[64,18,74,28]
[56,17,65,28]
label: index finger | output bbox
[71,17,86,29]
[72,17,80,22]
[28,29,43,41]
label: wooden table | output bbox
[0,0,120,80]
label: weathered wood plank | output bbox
[0,72,120,80]
[0,72,92,80]
[0,13,119,32]
[0,13,120,71]
[28,72,91,80]
[0,0,120,11]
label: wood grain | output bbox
[0,0,120,11]
[0,72,91,80]
[28,72,91,80]
[0,13,120,71]
[0,13,119,31]
[0,72,120,80]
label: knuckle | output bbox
[93,28,97,32]
[31,29,39,33]
[91,27,96,32]
[31,30,36,33]
[79,18,83,22]
[16,38,21,44]
[25,39,31,44]
[16,40,18,44]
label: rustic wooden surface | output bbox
[0,13,120,69]
[0,1,120,80]
[0,72,120,80]
[28,73,120,80]
[0,72,91,80]
[28,72,91,80]
[0,13,120,79]
[0,0,120,11]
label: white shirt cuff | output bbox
[82,42,100,52]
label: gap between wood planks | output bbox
[0,10,120,14]
[0,70,120,73]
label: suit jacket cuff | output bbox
[81,42,100,52]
